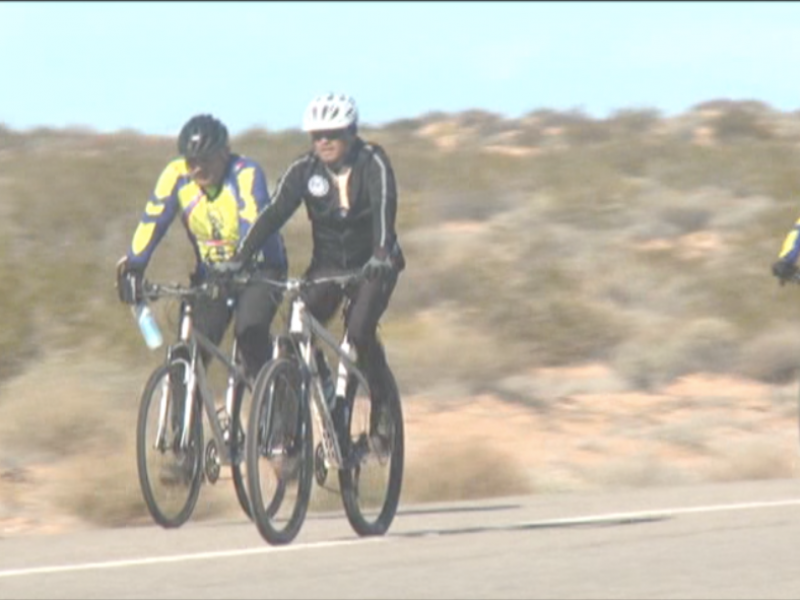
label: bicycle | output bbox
[243,271,404,545]
[133,273,277,529]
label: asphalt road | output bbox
[2,478,800,599]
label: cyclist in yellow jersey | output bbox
[772,215,800,284]
[116,114,288,379]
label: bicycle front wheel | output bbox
[246,357,313,545]
[338,363,404,537]
[136,360,204,529]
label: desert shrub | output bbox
[402,437,533,502]
[705,440,799,482]
[612,318,740,390]
[526,150,639,228]
[382,117,425,133]
[712,107,774,142]
[0,239,37,381]
[0,352,144,457]
[579,453,698,489]
[606,108,663,136]
[736,327,800,384]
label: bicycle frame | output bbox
[270,276,371,471]
[150,288,251,468]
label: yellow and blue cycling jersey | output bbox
[778,216,800,264]
[126,154,287,273]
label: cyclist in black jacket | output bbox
[231,93,405,443]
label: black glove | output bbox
[362,254,393,281]
[116,257,144,305]
[772,259,797,283]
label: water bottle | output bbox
[133,303,163,350]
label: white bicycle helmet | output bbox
[302,93,359,132]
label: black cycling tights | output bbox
[188,269,284,381]
[302,266,399,395]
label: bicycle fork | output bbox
[154,354,196,452]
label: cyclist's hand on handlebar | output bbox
[772,258,797,285]
[362,254,393,281]
[115,256,144,305]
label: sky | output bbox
[2,1,800,136]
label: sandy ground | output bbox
[401,363,799,499]
[1,363,798,538]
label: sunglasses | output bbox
[186,150,225,170]
[186,157,215,170]
[311,129,348,142]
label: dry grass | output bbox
[382,308,530,393]
[2,104,799,390]
[402,437,533,503]
[577,453,700,490]
[55,442,149,527]
[0,351,144,458]
[651,421,712,452]
[612,317,743,390]
[737,328,800,384]
[704,440,800,482]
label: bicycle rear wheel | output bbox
[338,363,404,537]
[230,380,253,520]
[231,378,287,521]
[246,357,313,545]
[136,360,204,529]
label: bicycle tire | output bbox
[246,357,313,545]
[339,363,404,537]
[231,379,287,521]
[136,361,204,529]
[230,381,253,520]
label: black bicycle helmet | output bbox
[177,114,229,159]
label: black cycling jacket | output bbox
[236,137,405,271]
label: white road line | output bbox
[520,498,800,528]
[0,538,383,580]
[2,498,799,579]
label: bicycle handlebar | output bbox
[141,269,258,301]
[142,269,365,302]
[245,270,365,293]
[141,281,213,302]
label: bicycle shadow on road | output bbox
[389,513,669,539]
[301,502,523,522]
[396,503,522,517]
